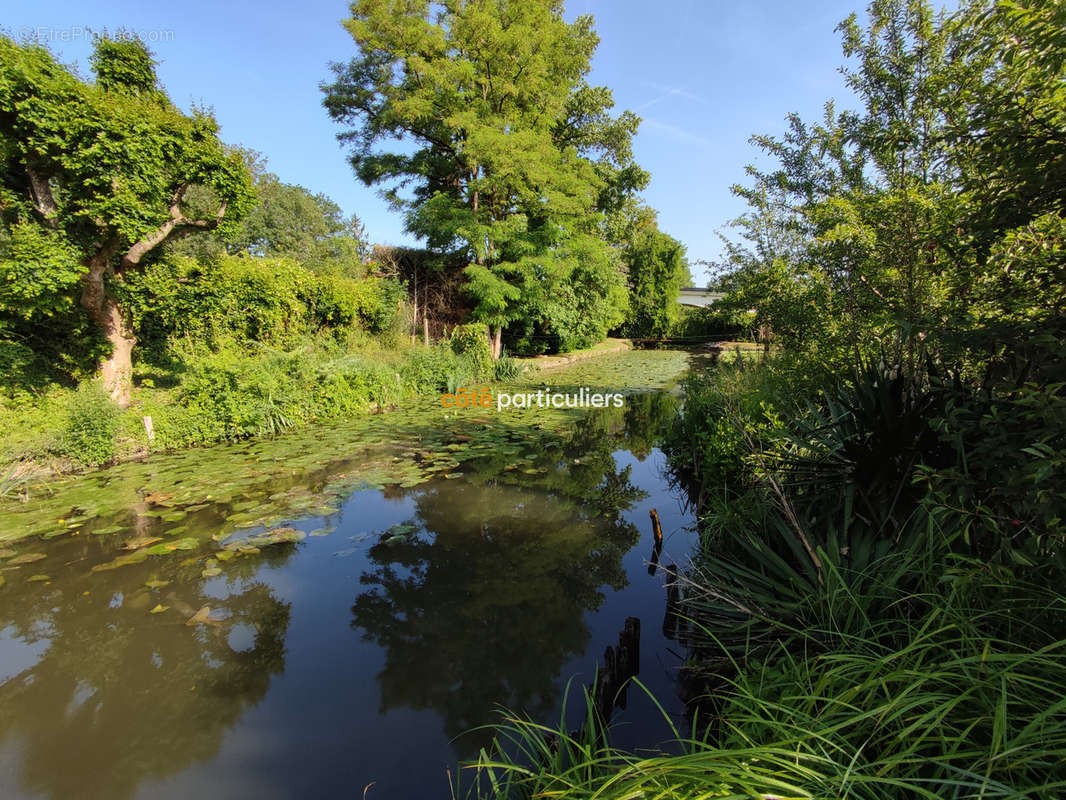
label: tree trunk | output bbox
[81,244,135,408]
[491,325,503,360]
[423,312,430,346]
[411,270,419,344]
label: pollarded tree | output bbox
[322,0,642,358]
[0,35,252,405]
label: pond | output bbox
[0,350,701,800]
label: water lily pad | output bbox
[26,574,50,582]
[185,605,220,626]
[145,579,170,589]
[234,527,306,549]
[149,604,169,614]
[201,567,222,578]
[91,550,148,572]
[91,525,125,536]
[8,553,46,566]
[145,537,199,555]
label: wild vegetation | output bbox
[461,0,1066,797]
[1,0,1063,796]
[0,2,691,475]
[321,0,689,354]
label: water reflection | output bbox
[348,394,683,754]
[0,353,695,798]
[352,484,638,752]
[0,547,293,799]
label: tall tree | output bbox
[0,35,252,405]
[619,208,690,339]
[717,0,1065,377]
[322,0,642,357]
[721,0,964,363]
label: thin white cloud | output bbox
[637,80,708,110]
[642,118,716,148]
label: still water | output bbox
[0,351,699,799]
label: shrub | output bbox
[168,345,403,444]
[57,382,120,466]
[663,356,785,502]
[672,304,755,340]
[400,343,475,394]
[449,323,493,378]
[120,255,401,362]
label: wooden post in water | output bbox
[649,508,664,545]
[588,616,642,731]
[647,538,662,576]
[663,564,679,641]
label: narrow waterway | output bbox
[0,350,701,799]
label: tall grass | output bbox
[459,560,1066,799]
[459,355,1066,799]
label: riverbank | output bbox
[513,338,632,371]
[0,334,660,495]
[0,348,694,543]
[460,346,1066,798]
[0,347,699,799]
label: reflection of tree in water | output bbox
[351,411,654,754]
[0,546,294,800]
[621,391,681,460]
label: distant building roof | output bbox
[678,287,724,308]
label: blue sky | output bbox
[2,0,865,282]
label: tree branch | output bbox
[120,185,228,270]
[26,166,59,227]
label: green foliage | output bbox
[400,341,490,395]
[663,362,781,496]
[449,323,493,379]
[57,382,120,466]
[118,255,400,361]
[920,380,1066,574]
[324,0,642,353]
[620,226,688,338]
[775,359,955,531]
[0,34,253,260]
[671,304,753,340]
[0,222,85,316]
[0,33,254,399]
[711,0,1065,380]
[492,355,525,382]
[171,167,370,271]
[89,35,162,95]
[157,345,401,446]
